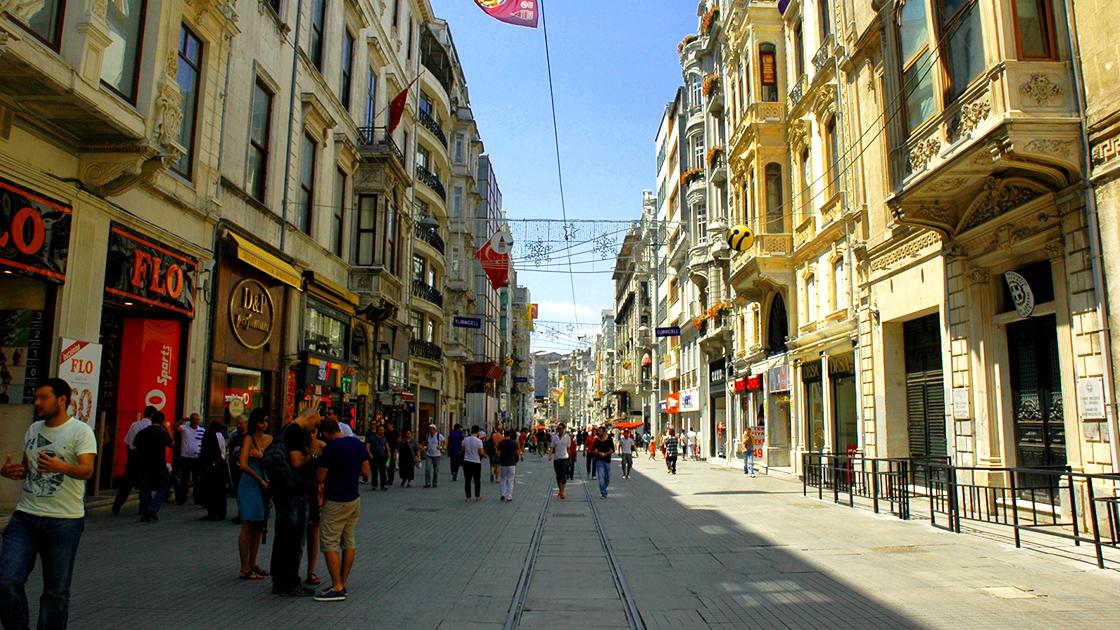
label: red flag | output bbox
[473,0,539,28]
[476,229,512,290]
[388,76,420,134]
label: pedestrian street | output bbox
[16,454,1120,630]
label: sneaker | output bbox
[280,585,315,597]
[314,587,348,602]
[500,496,506,502]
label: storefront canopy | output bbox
[227,232,301,289]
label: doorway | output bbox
[904,314,947,484]
[1007,314,1066,491]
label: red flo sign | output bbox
[112,318,181,477]
[104,223,198,317]
[0,177,72,281]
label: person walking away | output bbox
[237,409,272,580]
[618,430,635,480]
[486,429,502,483]
[740,428,756,477]
[591,428,615,498]
[266,406,322,597]
[112,405,156,516]
[517,429,529,462]
[0,379,97,630]
[566,433,578,481]
[384,421,400,486]
[498,430,520,502]
[313,420,370,602]
[585,429,598,479]
[535,428,548,457]
[549,424,572,499]
[664,429,679,474]
[448,424,464,482]
[133,411,172,522]
[397,430,417,488]
[421,424,445,489]
[462,426,485,502]
[176,413,204,505]
[365,423,390,490]
[198,420,229,521]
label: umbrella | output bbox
[612,420,645,430]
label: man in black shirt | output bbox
[384,421,400,486]
[497,430,520,502]
[133,411,171,522]
[270,406,322,597]
[591,427,615,498]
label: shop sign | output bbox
[666,391,680,414]
[285,367,298,424]
[0,178,72,281]
[709,359,726,386]
[733,377,748,393]
[751,426,766,460]
[747,375,763,391]
[655,326,681,337]
[767,365,790,393]
[680,388,700,413]
[1077,377,1106,420]
[57,339,102,426]
[1004,271,1035,318]
[304,353,341,389]
[761,50,777,84]
[114,319,181,478]
[453,316,482,329]
[105,224,198,317]
[230,279,275,349]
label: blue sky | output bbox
[430,0,698,353]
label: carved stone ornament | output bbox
[909,204,954,226]
[92,0,108,18]
[928,176,970,193]
[869,231,941,272]
[966,268,990,285]
[156,76,185,153]
[1044,239,1065,260]
[957,176,1048,234]
[1020,73,1062,106]
[948,99,991,141]
[1025,139,1073,156]
[78,141,174,197]
[0,29,9,57]
[907,136,941,174]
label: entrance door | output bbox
[1007,315,1066,490]
[904,314,947,484]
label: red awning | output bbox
[613,420,644,430]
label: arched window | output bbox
[759,43,778,102]
[767,293,788,355]
[765,163,783,233]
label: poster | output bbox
[0,309,48,405]
[113,319,181,478]
[751,426,766,460]
[57,339,102,426]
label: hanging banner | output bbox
[113,319,181,477]
[680,388,700,412]
[666,392,680,414]
[476,228,512,290]
[473,0,539,28]
[57,339,102,426]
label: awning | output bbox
[305,271,360,315]
[227,232,301,289]
[613,420,644,430]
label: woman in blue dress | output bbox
[237,408,272,580]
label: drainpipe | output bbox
[279,0,306,253]
[1063,0,1120,475]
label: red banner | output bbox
[113,318,181,477]
[666,392,680,414]
[474,0,539,28]
[476,229,512,290]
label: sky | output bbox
[430,0,700,354]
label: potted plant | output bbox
[680,168,704,188]
[702,5,720,35]
[678,34,698,54]
[707,146,724,169]
[702,73,720,98]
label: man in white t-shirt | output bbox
[0,378,97,630]
[176,414,204,504]
[549,424,572,499]
[460,425,485,502]
[618,430,636,479]
[112,404,157,515]
[422,424,446,489]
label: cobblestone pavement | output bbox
[15,454,1120,629]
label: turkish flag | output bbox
[388,76,420,134]
[476,229,512,290]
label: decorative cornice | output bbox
[869,231,941,272]
[957,176,1048,233]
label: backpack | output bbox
[261,439,298,496]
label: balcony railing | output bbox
[358,127,405,166]
[410,338,443,362]
[789,74,807,109]
[415,165,447,200]
[412,279,444,307]
[813,34,835,74]
[418,110,448,146]
[414,226,445,254]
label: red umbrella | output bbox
[612,420,644,430]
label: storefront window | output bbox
[226,366,267,412]
[804,363,824,452]
[304,299,350,360]
[0,278,52,405]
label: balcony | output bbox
[788,74,807,111]
[411,279,444,308]
[708,152,727,185]
[729,233,794,302]
[410,339,443,362]
[418,110,448,147]
[415,165,447,201]
[812,34,835,75]
[349,266,403,316]
[358,127,408,182]
[414,226,446,255]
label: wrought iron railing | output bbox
[409,338,442,361]
[411,279,444,307]
[357,126,404,165]
[414,226,445,254]
[415,165,446,200]
[418,110,448,146]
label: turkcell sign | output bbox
[514,377,529,383]
[655,326,681,337]
[453,316,482,329]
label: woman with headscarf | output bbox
[237,409,272,580]
[198,419,229,521]
[398,429,417,487]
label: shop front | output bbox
[301,273,359,428]
[763,360,791,470]
[708,358,728,459]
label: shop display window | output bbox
[0,277,52,405]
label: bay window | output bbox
[765,163,783,233]
[101,0,147,100]
[1012,0,1055,60]
[9,0,64,48]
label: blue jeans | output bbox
[424,455,440,487]
[139,472,169,517]
[270,495,308,591]
[0,511,85,630]
[595,459,611,497]
[743,451,755,475]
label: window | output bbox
[765,163,783,233]
[385,195,398,274]
[748,168,757,228]
[402,130,409,165]
[332,168,346,257]
[298,133,316,234]
[407,20,414,60]
[694,204,707,243]
[417,146,430,171]
[899,0,935,133]
[939,0,984,102]
[413,254,425,283]
[454,134,465,163]
[669,278,679,304]
[738,59,749,112]
[247,80,273,202]
[419,93,433,118]
[410,312,423,339]
[101,0,147,99]
[1013,0,1055,59]
[825,117,839,196]
[173,25,203,178]
[799,150,812,214]
[355,195,376,266]
[759,44,778,102]
[341,30,355,109]
[268,0,280,14]
[9,0,64,47]
[364,68,377,128]
[453,186,463,217]
[426,319,436,344]
[794,22,805,78]
[309,0,326,70]
[806,274,817,323]
[818,0,831,39]
[690,75,702,109]
[691,135,704,170]
[833,258,846,310]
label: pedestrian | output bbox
[421,423,445,489]
[237,408,271,581]
[267,406,322,597]
[397,429,417,488]
[228,414,249,523]
[664,428,679,474]
[576,428,586,451]
[384,421,400,486]
[175,413,204,504]
[566,432,578,481]
[304,422,327,589]
[549,423,572,499]
[591,427,615,498]
[462,425,485,502]
[585,428,598,479]
[648,431,658,461]
[517,428,528,461]
[740,428,756,477]
[364,422,390,491]
[618,430,635,480]
[498,430,519,502]
[0,378,97,630]
[198,420,229,521]
[133,411,172,522]
[313,420,370,602]
[535,427,548,457]
[486,428,502,482]
[448,423,464,482]
[112,404,156,516]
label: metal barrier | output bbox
[801,453,911,519]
